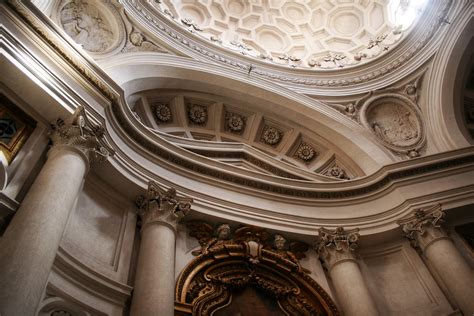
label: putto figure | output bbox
[187,222,234,256]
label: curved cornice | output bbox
[122,0,455,95]
[5,0,474,235]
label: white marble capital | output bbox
[50,106,113,167]
[130,182,192,316]
[316,227,378,316]
[137,181,192,232]
[316,226,360,270]
[398,205,474,314]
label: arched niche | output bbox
[175,240,339,316]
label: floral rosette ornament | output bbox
[155,103,172,122]
[263,126,281,145]
[227,113,244,132]
[296,143,316,161]
[189,105,207,124]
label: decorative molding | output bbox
[50,106,114,164]
[113,99,474,200]
[177,221,338,315]
[136,181,192,231]
[398,204,448,253]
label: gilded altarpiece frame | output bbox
[175,234,339,316]
[0,94,35,164]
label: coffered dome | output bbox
[153,0,429,69]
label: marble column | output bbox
[399,204,474,315]
[316,227,378,316]
[0,107,112,316]
[130,181,192,316]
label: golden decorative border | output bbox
[0,94,35,164]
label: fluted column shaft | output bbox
[0,107,112,316]
[400,205,474,315]
[130,182,192,316]
[317,227,378,316]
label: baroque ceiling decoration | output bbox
[326,76,426,158]
[153,0,427,70]
[54,0,169,57]
[131,90,359,180]
[120,0,452,88]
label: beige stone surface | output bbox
[0,146,87,315]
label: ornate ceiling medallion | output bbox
[225,113,245,133]
[360,93,425,157]
[188,104,208,125]
[154,103,172,122]
[262,126,281,146]
[295,143,316,162]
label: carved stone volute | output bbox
[50,106,114,164]
[136,181,192,232]
[316,227,360,270]
[398,204,448,253]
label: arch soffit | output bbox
[100,53,394,176]
[425,2,474,151]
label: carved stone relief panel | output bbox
[360,94,425,157]
[58,0,125,55]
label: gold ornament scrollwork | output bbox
[176,222,340,316]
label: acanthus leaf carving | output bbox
[50,106,114,164]
[136,181,192,231]
[398,204,447,253]
[316,227,360,269]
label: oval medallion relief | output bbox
[59,0,124,54]
[361,94,425,153]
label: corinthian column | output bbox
[0,107,112,316]
[399,205,474,315]
[316,227,378,316]
[130,181,192,316]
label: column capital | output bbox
[398,204,448,253]
[316,227,360,269]
[136,181,193,232]
[50,106,114,164]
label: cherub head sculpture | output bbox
[274,234,287,250]
[216,224,231,240]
